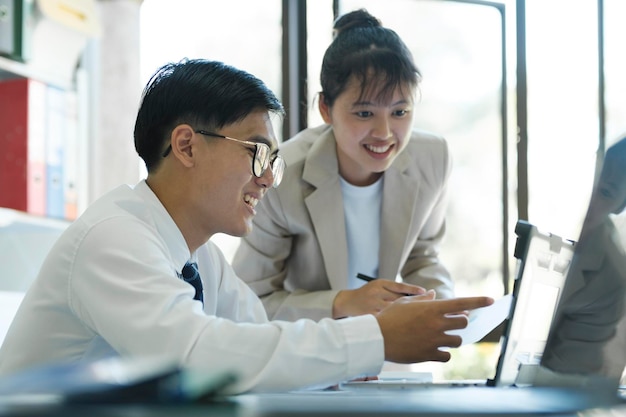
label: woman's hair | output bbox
[320,9,421,107]
[134,58,284,172]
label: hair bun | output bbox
[333,9,382,38]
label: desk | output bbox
[0,386,624,417]
[234,386,624,416]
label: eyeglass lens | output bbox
[253,144,270,178]
[271,156,284,188]
[252,143,284,188]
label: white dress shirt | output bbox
[0,181,383,393]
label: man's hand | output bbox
[375,292,494,363]
[332,279,427,318]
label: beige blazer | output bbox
[233,124,454,321]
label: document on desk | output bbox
[446,294,512,345]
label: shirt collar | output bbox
[134,180,192,272]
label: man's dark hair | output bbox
[134,59,284,172]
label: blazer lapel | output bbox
[303,130,349,289]
[379,151,420,279]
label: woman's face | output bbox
[319,77,416,186]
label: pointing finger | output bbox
[437,296,494,314]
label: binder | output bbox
[0,0,15,57]
[63,89,78,219]
[44,84,65,218]
[0,77,48,214]
[0,78,28,211]
[0,0,31,61]
[26,78,46,215]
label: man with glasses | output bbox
[0,59,492,393]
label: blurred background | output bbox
[1,0,625,381]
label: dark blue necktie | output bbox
[181,262,203,304]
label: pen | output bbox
[357,273,377,282]
[357,273,417,297]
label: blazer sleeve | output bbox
[401,223,455,299]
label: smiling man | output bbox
[0,59,492,393]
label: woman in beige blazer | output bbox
[233,9,455,321]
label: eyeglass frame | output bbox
[161,129,285,188]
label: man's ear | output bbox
[170,124,195,167]
[318,93,332,124]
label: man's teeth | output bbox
[365,143,391,154]
[244,194,259,208]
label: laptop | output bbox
[491,220,576,387]
[341,219,577,390]
[342,139,626,397]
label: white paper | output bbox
[446,294,512,345]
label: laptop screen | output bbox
[541,137,626,385]
[493,221,575,386]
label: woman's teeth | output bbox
[365,143,391,154]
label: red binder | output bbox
[0,78,47,214]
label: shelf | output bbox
[0,55,73,90]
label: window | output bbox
[334,0,510,299]
[604,0,626,145]
[140,0,282,98]
[525,0,598,241]
[140,0,282,258]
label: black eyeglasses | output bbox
[161,129,284,188]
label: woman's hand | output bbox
[332,279,428,318]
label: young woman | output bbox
[233,9,455,321]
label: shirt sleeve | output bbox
[69,217,384,394]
